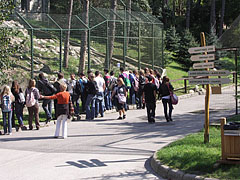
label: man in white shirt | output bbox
[95,71,105,117]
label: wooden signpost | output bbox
[188,70,230,77]
[190,54,215,61]
[189,78,231,85]
[193,62,214,69]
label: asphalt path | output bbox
[0,86,236,180]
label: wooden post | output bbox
[200,32,210,143]
[221,117,227,160]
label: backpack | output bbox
[132,76,139,92]
[124,77,131,88]
[26,88,36,107]
[104,75,111,89]
[74,81,82,95]
[1,95,12,112]
[109,77,117,91]
[18,92,25,103]
[93,81,99,95]
[46,81,57,95]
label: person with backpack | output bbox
[109,71,118,108]
[85,73,98,120]
[143,76,157,124]
[1,85,14,135]
[103,69,112,111]
[95,71,105,118]
[79,73,87,113]
[68,73,81,116]
[25,79,40,130]
[38,73,56,124]
[159,76,174,122]
[11,81,25,130]
[129,70,139,105]
[111,78,127,119]
[41,83,73,139]
[119,67,131,110]
[137,70,146,109]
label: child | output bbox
[1,85,14,135]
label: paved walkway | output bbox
[0,86,236,180]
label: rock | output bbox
[40,65,52,73]
[189,90,195,94]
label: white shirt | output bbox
[95,76,105,92]
[68,79,76,94]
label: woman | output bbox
[159,76,174,122]
[25,79,40,130]
[41,83,72,139]
[1,85,14,135]
[11,81,25,129]
[111,78,127,119]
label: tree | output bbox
[186,0,191,29]
[210,0,216,33]
[78,0,89,74]
[63,0,73,68]
[0,0,18,83]
[106,0,117,68]
[219,0,225,37]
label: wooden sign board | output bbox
[188,70,230,77]
[193,62,214,69]
[189,78,230,85]
[190,54,215,61]
[188,45,215,54]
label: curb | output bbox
[150,151,219,180]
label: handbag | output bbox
[167,83,178,105]
[117,93,126,104]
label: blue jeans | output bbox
[15,102,24,126]
[104,90,112,110]
[85,94,96,120]
[95,92,104,117]
[2,111,12,134]
[42,99,52,120]
[130,87,136,104]
[162,99,173,120]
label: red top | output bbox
[49,91,70,104]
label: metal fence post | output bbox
[152,23,154,70]
[123,7,127,69]
[88,29,91,70]
[106,20,109,70]
[235,50,238,115]
[30,29,34,78]
[59,30,62,72]
[138,22,141,70]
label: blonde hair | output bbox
[60,83,67,92]
[28,79,36,88]
[1,85,11,96]
[117,77,124,86]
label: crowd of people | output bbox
[0,67,175,138]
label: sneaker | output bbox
[117,117,123,120]
[7,133,12,135]
[123,115,126,119]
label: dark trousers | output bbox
[27,104,40,129]
[162,99,173,120]
[146,103,156,123]
[81,92,87,113]
[42,99,52,120]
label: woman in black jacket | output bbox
[159,76,174,122]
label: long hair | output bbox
[117,77,124,86]
[28,79,36,89]
[162,76,169,84]
[1,85,11,97]
[12,80,20,94]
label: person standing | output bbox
[85,73,98,120]
[137,70,146,109]
[79,73,87,113]
[111,78,127,119]
[11,81,25,129]
[68,73,80,116]
[38,73,56,124]
[1,85,14,135]
[25,79,40,130]
[159,76,174,122]
[143,76,157,124]
[103,69,112,110]
[41,83,73,139]
[95,71,105,118]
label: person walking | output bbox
[38,73,56,124]
[79,73,88,113]
[68,73,80,116]
[142,76,157,123]
[95,71,105,118]
[111,78,127,120]
[25,79,40,130]
[137,70,146,109]
[1,85,14,135]
[159,76,174,122]
[103,69,112,110]
[41,83,73,139]
[85,73,98,120]
[11,81,25,130]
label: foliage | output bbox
[0,0,19,84]
[173,29,198,71]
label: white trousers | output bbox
[54,115,68,138]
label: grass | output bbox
[157,115,240,179]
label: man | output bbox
[37,72,56,124]
[143,76,157,124]
[119,67,131,110]
[79,73,88,113]
[95,71,105,118]
[103,69,112,110]
[68,73,80,116]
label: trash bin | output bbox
[221,118,240,162]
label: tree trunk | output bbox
[63,0,73,68]
[210,0,216,33]
[78,0,89,74]
[106,0,117,68]
[219,0,225,37]
[172,0,176,26]
[186,0,191,29]
[126,0,131,47]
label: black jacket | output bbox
[159,83,174,97]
